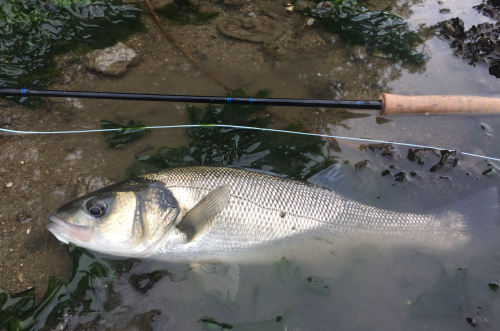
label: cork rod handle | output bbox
[378,93,500,116]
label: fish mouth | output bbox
[46,213,92,243]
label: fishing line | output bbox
[1,124,499,162]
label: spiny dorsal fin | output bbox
[176,184,230,241]
[307,163,368,204]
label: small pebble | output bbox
[5,182,13,187]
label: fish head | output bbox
[47,179,180,256]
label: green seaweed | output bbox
[100,119,153,148]
[200,317,234,330]
[303,0,428,66]
[199,315,288,331]
[411,155,424,165]
[0,0,147,102]
[128,88,335,179]
[155,0,219,25]
[0,245,138,331]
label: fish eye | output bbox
[85,199,107,218]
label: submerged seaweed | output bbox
[273,258,331,296]
[127,88,335,179]
[434,17,500,78]
[301,0,428,65]
[100,119,153,147]
[155,0,219,25]
[0,0,147,95]
[474,0,500,20]
[0,245,138,331]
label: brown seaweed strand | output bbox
[143,0,228,87]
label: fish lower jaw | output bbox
[46,213,92,243]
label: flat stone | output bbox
[84,42,138,76]
[218,15,286,43]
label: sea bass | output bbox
[47,165,498,299]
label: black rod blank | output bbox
[0,88,383,110]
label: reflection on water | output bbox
[1,0,500,329]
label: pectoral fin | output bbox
[191,263,240,302]
[176,185,230,241]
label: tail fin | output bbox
[428,186,499,252]
[434,186,498,230]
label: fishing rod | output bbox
[0,88,381,110]
[1,88,500,115]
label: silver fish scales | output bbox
[141,166,482,263]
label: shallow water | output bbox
[1,0,500,329]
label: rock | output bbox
[351,45,368,60]
[294,0,316,10]
[84,42,138,76]
[218,15,286,43]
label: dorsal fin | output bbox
[308,164,367,204]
